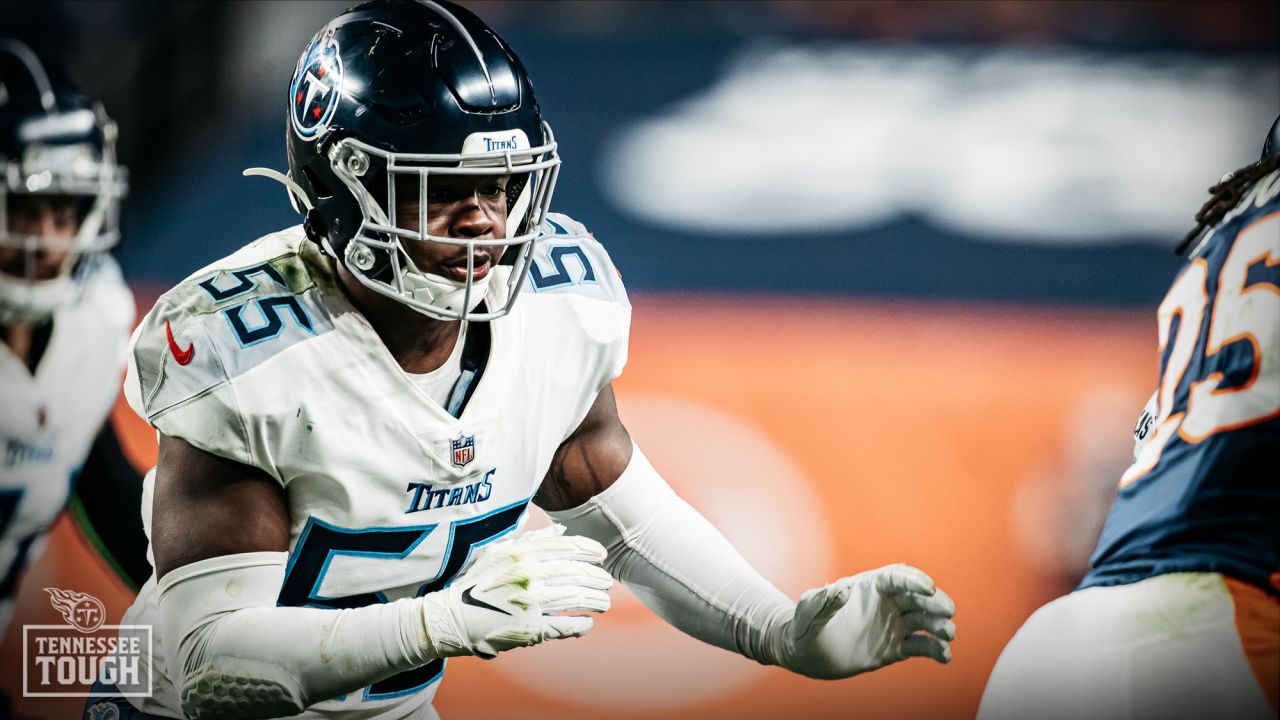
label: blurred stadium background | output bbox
[1,1,1277,718]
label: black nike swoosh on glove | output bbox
[461,585,513,616]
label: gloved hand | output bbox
[772,563,956,679]
[418,524,613,659]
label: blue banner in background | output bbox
[115,20,1277,308]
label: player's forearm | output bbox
[157,552,433,720]
[546,443,794,666]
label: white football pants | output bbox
[978,572,1277,720]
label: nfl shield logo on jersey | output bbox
[452,433,476,468]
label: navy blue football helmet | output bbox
[275,0,560,321]
[0,39,126,323]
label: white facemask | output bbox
[317,126,559,323]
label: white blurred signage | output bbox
[602,44,1279,245]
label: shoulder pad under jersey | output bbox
[526,213,629,310]
[521,213,632,391]
[123,227,335,465]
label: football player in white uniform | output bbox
[90,2,957,719]
[0,37,142,717]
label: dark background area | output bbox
[2,0,1277,306]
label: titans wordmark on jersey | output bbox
[1082,169,1280,594]
[0,258,134,636]
[121,214,629,720]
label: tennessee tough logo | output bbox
[290,27,343,140]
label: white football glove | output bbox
[772,564,957,680]
[419,524,613,659]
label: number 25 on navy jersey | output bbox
[1123,207,1279,486]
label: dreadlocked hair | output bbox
[1176,153,1280,255]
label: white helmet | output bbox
[0,39,127,323]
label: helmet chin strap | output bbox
[0,274,75,324]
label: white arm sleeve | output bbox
[544,442,793,666]
[156,551,434,720]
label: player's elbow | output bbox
[177,657,305,720]
[172,617,305,720]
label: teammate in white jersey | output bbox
[91,2,957,719]
[0,38,145,718]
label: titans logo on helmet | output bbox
[290,28,343,140]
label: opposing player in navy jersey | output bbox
[980,117,1280,720]
[86,2,956,719]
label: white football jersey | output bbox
[0,257,134,637]
[121,215,630,719]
